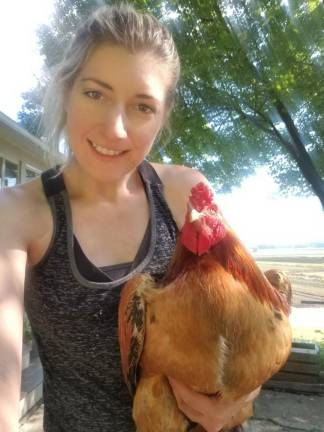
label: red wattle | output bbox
[197,234,212,256]
[181,218,227,256]
[181,223,198,254]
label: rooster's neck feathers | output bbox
[166,182,289,314]
[165,230,289,315]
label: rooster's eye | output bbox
[208,204,219,214]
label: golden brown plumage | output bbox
[118,183,292,432]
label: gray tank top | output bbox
[24,161,179,431]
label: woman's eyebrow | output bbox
[81,77,113,91]
[81,77,158,100]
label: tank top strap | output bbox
[138,160,163,187]
[138,161,179,236]
[40,165,65,198]
[41,161,162,196]
[39,166,67,265]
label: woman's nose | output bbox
[104,109,127,139]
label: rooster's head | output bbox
[181,182,226,256]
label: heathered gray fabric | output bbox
[24,162,178,431]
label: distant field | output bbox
[254,248,324,307]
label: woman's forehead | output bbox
[78,44,170,101]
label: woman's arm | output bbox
[0,189,28,432]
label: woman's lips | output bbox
[88,139,127,157]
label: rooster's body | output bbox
[119,182,292,432]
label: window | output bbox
[4,160,18,187]
[25,168,39,181]
[25,164,41,182]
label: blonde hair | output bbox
[41,3,180,162]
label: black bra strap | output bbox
[41,165,66,198]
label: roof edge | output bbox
[0,110,46,151]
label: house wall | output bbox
[0,135,47,185]
[0,111,64,187]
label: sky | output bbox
[0,0,323,248]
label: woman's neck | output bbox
[62,159,143,204]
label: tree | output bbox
[18,83,45,137]
[17,0,324,206]
[162,0,324,203]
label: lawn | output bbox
[292,326,324,370]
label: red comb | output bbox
[189,182,214,212]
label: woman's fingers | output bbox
[168,378,204,422]
[168,378,216,421]
[168,378,262,432]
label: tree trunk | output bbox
[216,4,324,209]
[274,98,324,210]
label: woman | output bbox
[0,4,259,431]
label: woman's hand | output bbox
[168,377,261,432]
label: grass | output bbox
[292,326,324,371]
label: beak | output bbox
[188,206,201,223]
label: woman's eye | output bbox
[137,104,155,114]
[83,90,103,100]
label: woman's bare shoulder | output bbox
[152,162,208,184]
[0,177,50,246]
[151,163,210,229]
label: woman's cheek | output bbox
[66,109,91,146]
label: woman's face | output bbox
[65,43,171,183]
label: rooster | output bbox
[118,182,292,432]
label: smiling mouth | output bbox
[88,139,126,156]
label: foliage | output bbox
[157,0,324,198]
[17,84,45,137]
[17,0,324,202]
[23,312,33,342]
